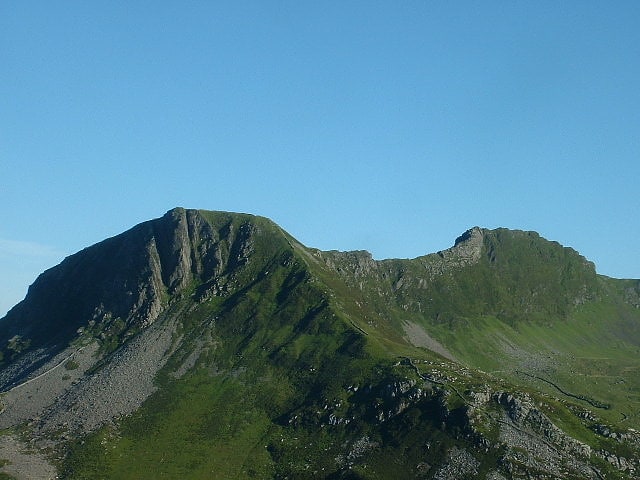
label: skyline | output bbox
[2,2,639,316]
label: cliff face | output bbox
[0,208,638,479]
[0,208,266,360]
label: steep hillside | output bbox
[315,226,640,429]
[0,208,638,479]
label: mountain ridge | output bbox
[0,207,639,479]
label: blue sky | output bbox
[2,2,639,316]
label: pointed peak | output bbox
[454,226,484,247]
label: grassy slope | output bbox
[316,228,640,426]
[309,227,640,454]
[434,303,640,428]
[415,235,640,430]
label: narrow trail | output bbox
[0,346,86,395]
[516,370,610,410]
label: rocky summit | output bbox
[0,208,639,479]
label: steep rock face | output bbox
[0,208,269,372]
[440,226,484,263]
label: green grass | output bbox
[64,359,79,370]
[63,371,276,479]
[425,307,640,429]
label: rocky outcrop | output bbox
[432,446,479,480]
[439,226,485,266]
[317,227,485,283]
[623,281,640,308]
[494,391,592,457]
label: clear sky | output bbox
[2,2,639,317]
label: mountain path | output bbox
[1,346,86,395]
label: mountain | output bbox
[0,208,639,479]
